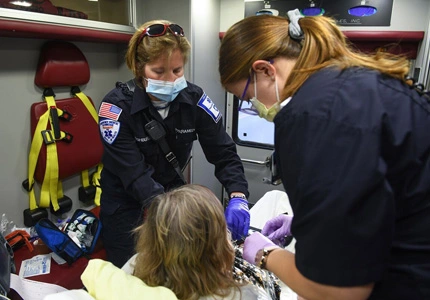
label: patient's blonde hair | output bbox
[133,184,238,300]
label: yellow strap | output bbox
[94,188,102,206]
[76,91,103,205]
[92,163,103,206]
[28,92,96,211]
[27,110,50,210]
[48,143,60,209]
[39,130,71,209]
[39,141,55,208]
[57,181,64,199]
[81,169,90,188]
[75,91,98,123]
[41,95,61,211]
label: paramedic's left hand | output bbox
[262,214,293,245]
[242,232,279,265]
[225,197,250,240]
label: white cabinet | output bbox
[0,0,136,42]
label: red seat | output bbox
[24,40,103,226]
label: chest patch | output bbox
[98,102,122,121]
[197,93,221,123]
[100,119,120,144]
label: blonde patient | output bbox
[131,184,268,300]
[44,185,278,300]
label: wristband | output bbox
[255,246,279,269]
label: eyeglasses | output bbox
[238,99,259,116]
[137,23,184,44]
[238,59,274,115]
[238,75,258,115]
[240,75,252,100]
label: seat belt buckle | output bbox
[165,152,176,163]
[62,131,73,143]
[41,130,55,145]
[60,110,73,122]
[22,178,34,192]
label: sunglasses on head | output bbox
[137,23,184,44]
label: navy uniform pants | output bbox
[100,205,144,268]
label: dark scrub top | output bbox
[274,67,430,299]
[99,80,249,213]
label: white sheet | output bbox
[249,190,297,300]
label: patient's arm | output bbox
[81,259,178,300]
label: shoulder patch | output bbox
[100,119,121,144]
[197,93,221,123]
[98,102,122,121]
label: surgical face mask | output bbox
[145,75,187,102]
[249,73,281,122]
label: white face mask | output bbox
[145,75,187,102]
[249,73,281,122]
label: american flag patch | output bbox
[98,102,122,121]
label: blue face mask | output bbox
[145,76,187,102]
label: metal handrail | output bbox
[241,158,270,166]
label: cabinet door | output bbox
[0,0,135,33]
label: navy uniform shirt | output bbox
[274,67,430,299]
[98,80,248,213]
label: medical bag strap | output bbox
[72,87,103,205]
[125,79,186,185]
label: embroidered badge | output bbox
[197,93,221,123]
[100,119,120,144]
[98,102,122,121]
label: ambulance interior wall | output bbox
[0,38,131,229]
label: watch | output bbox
[230,194,246,200]
[255,246,279,269]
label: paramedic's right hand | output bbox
[225,197,250,240]
[262,214,293,244]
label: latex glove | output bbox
[261,214,293,246]
[242,232,279,265]
[225,197,250,240]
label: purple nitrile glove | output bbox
[242,232,279,265]
[261,214,293,245]
[225,197,250,240]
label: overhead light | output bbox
[256,1,279,16]
[256,9,279,16]
[301,1,325,16]
[9,1,31,7]
[349,1,377,17]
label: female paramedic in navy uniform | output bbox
[219,10,430,300]
[98,20,250,268]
